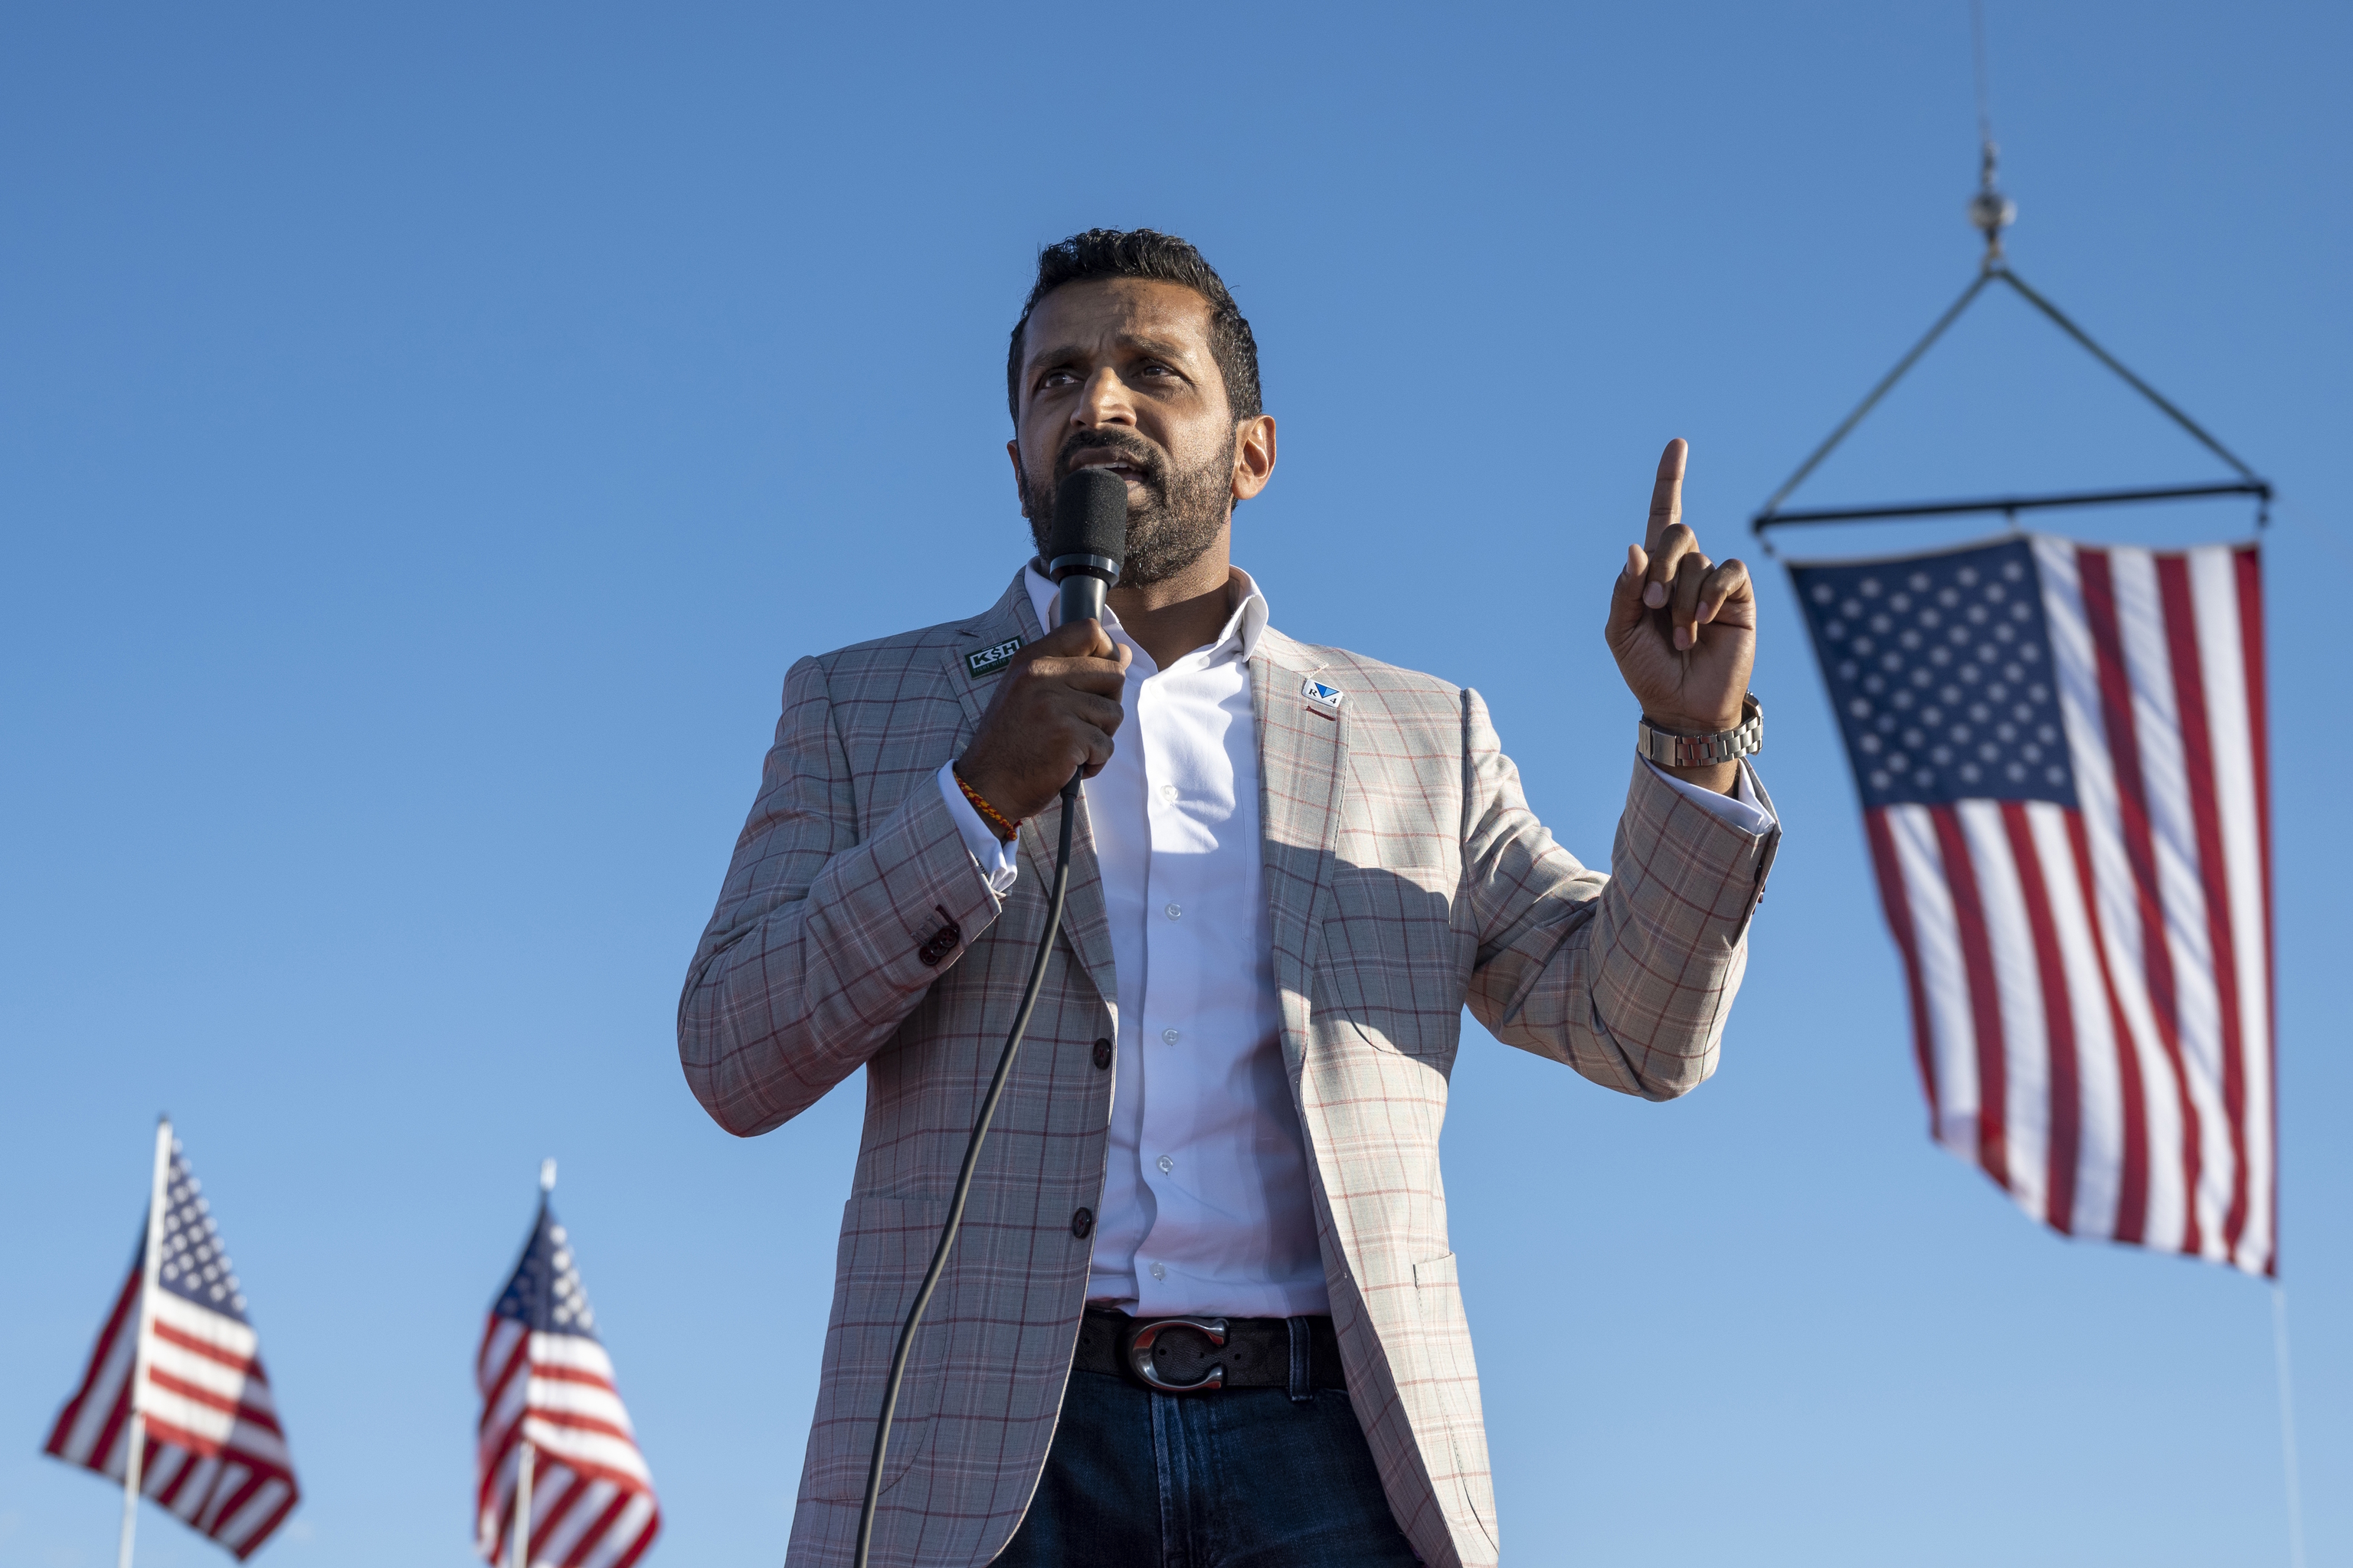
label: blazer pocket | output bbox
[1318,1014,1450,1074]
[803,1196,953,1501]
[1406,1249,1498,1550]
[1408,1251,1474,1387]
[1330,860,1457,912]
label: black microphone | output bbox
[1046,466,1128,629]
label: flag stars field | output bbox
[1808,548,2072,804]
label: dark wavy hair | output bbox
[1006,229,1262,426]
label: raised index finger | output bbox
[1646,437,1689,554]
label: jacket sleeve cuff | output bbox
[1638,756,1776,837]
[843,769,1010,980]
[1618,756,1782,945]
[936,761,1020,895]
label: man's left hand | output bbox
[1603,438,1756,794]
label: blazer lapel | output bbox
[1252,630,1348,1073]
[946,570,1118,1010]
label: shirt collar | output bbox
[1023,563,1270,668]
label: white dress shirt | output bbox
[937,565,1773,1318]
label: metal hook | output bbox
[1970,140,2018,265]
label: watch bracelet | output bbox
[1638,693,1762,769]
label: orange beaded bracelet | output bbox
[951,762,1021,843]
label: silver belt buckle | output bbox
[1123,1316,1229,1393]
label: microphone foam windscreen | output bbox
[1046,466,1129,579]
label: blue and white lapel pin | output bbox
[1300,677,1343,715]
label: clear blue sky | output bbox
[4,3,2345,1564]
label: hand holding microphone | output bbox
[957,467,1132,827]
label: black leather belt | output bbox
[1075,1307,1347,1396]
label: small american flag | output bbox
[42,1128,301,1559]
[1796,534,2276,1275]
[476,1183,660,1568]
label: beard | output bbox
[1020,427,1234,588]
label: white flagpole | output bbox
[509,1441,536,1568]
[118,1116,174,1568]
[509,1157,555,1568]
[2273,1285,2307,1568]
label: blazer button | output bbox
[1092,1038,1113,1070]
[916,906,961,967]
[1071,1206,1095,1239]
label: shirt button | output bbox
[1160,784,1179,802]
[1149,1262,1167,1281]
[1164,902,1182,920]
[1161,1028,1180,1046]
[1092,1038,1113,1070]
[1157,1154,1173,1174]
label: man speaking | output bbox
[680,230,1779,1567]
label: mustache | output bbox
[1052,428,1169,487]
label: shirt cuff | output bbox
[936,761,1020,894]
[1641,756,1776,836]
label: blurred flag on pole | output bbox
[476,1164,660,1568]
[42,1120,301,1560]
[1794,534,2276,1275]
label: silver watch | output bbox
[1637,693,1762,769]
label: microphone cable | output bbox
[854,463,1124,1566]
[853,769,1082,1568]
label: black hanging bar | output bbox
[1759,478,2271,531]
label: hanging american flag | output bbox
[42,1127,301,1559]
[1795,533,2276,1275]
[476,1185,660,1568]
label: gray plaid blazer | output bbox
[680,571,1779,1568]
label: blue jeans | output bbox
[993,1368,1422,1566]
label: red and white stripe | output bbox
[476,1318,659,1568]
[1867,538,2275,1275]
[43,1262,300,1559]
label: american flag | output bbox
[42,1127,301,1559]
[476,1189,660,1568]
[1795,534,2276,1275]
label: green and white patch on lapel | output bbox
[965,636,1023,680]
